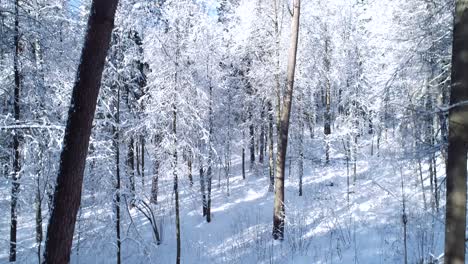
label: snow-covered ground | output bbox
[0,139,446,264]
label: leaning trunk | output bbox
[272,0,300,240]
[43,1,118,262]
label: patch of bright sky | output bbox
[197,0,219,17]
[68,0,81,16]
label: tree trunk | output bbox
[324,26,331,165]
[249,112,255,170]
[444,2,468,263]
[150,159,159,204]
[9,0,21,261]
[35,162,43,264]
[151,135,161,204]
[206,84,213,222]
[127,137,136,204]
[199,157,207,215]
[141,137,145,186]
[187,150,193,187]
[298,95,304,197]
[113,85,121,264]
[268,101,275,192]
[173,106,181,264]
[259,106,265,164]
[273,0,300,240]
[174,28,181,263]
[43,1,118,262]
[242,145,246,180]
[136,139,141,178]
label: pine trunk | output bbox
[444,2,468,263]
[43,1,118,262]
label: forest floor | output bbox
[0,138,446,263]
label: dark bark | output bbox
[43,1,118,263]
[174,29,181,264]
[173,106,181,264]
[323,26,331,165]
[9,0,21,261]
[259,108,265,164]
[242,147,246,180]
[151,135,162,204]
[127,137,136,204]
[35,167,43,264]
[187,150,193,187]
[273,0,300,240]
[249,114,255,170]
[150,159,159,204]
[136,140,140,178]
[113,85,121,264]
[199,160,207,215]
[206,84,213,222]
[141,137,145,186]
[444,2,468,263]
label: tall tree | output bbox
[9,0,21,261]
[444,1,468,263]
[112,85,122,264]
[43,1,119,263]
[272,0,300,240]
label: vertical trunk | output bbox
[273,0,300,240]
[136,139,141,178]
[353,136,357,184]
[43,1,118,262]
[199,158,207,215]
[402,178,408,264]
[242,148,246,179]
[174,28,181,264]
[249,113,255,170]
[444,2,468,263]
[173,107,181,264]
[226,92,233,195]
[187,150,193,187]
[343,140,350,205]
[429,154,435,212]
[113,85,121,264]
[298,112,304,197]
[268,101,275,192]
[206,163,212,222]
[141,137,145,186]
[151,135,161,204]
[259,107,265,164]
[206,83,213,222]
[150,159,159,204]
[127,137,136,204]
[35,167,43,264]
[324,27,331,165]
[425,88,435,213]
[9,0,21,261]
